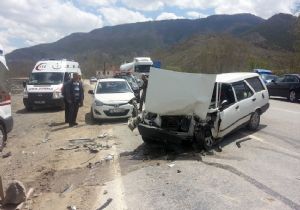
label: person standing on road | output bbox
[139,74,148,111]
[64,73,84,127]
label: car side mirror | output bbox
[271,79,276,83]
[23,81,27,88]
[220,100,229,110]
[88,90,94,95]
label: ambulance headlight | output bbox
[53,91,63,99]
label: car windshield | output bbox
[96,81,132,94]
[261,74,277,81]
[29,72,64,85]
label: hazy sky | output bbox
[0,0,299,53]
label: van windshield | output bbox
[135,65,151,73]
[29,72,64,85]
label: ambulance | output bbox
[23,59,82,110]
[0,44,12,151]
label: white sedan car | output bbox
[89,78,138,121]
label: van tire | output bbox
[142,136,154,144]
[25,105,32,111]
[0,124,7,152]
[248,111,260,131]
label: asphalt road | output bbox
[96,99,300,210]
[2,86,299,210]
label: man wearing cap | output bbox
[63,73,84,127]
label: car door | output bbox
[219,81,254,136]
[218,84,240,136]
[267,76,284,97]
[245,76,269,110]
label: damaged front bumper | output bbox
[138,123,192,143]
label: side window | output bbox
[232,82,253,101]
[246,77,265,92]
[219,84,235,106]
[285,76,299,83]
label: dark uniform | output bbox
[139,77,148,111]
[63,79,84,126]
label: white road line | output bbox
[246,133,300,158]
[270,107,300,114]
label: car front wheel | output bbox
[288,90,296,102]
[248,111,260,131]
[0,124,7,152]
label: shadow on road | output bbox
[270,97,300,104]
[120,124,268,161]
[85,112,128,126]
[16,107,62,114]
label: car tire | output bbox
[288,90,296,102]
[195,128,214,150]
[0,124,7,152]
[248,111,260,131]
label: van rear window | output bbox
[246,77,265,92]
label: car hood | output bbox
[95,92,135,104]
[145,68,216,120]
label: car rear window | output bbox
[246,77,265,92]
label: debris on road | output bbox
[2,151,12,159]
[97,198,113,210]
[67,205,77,210]
[167,162,175,168]
[103,190,108,195]
[3,180,26,205]
[98,133,108,138]
[104,155,114,161]
[57,146,80,151]
[61,184,73,194]
[177,170,181,173]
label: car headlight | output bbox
[23,89,28,98]
[95,100,104,106]
[53,91,63,99]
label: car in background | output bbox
[260,74,278,84]
[253,69,277,84]
[0,44,13,151]
[267,74,300,102]
[114,73,140,102]
[89,78,138,121]
[90,76,97,83]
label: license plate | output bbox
[34,101,46,104]
[109,108,124,113]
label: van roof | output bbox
[216,72,259,83]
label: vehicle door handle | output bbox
[235,105,239,110]
[262,93,265,98]
[252,98,256,101]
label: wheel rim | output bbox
[205,137,213,147]
[251,112,259,127]
[290,91,296,102]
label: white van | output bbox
[23,59,82,110]
[135,69,269,149]
[0,44,13,151]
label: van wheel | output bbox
[195,129,213,150]
[248,111,260,131]
[142,136,154,144]
[288,90,296,102]
[25,105,32,111]
[0,124,7,152]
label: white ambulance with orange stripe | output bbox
[0,44,13,151]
